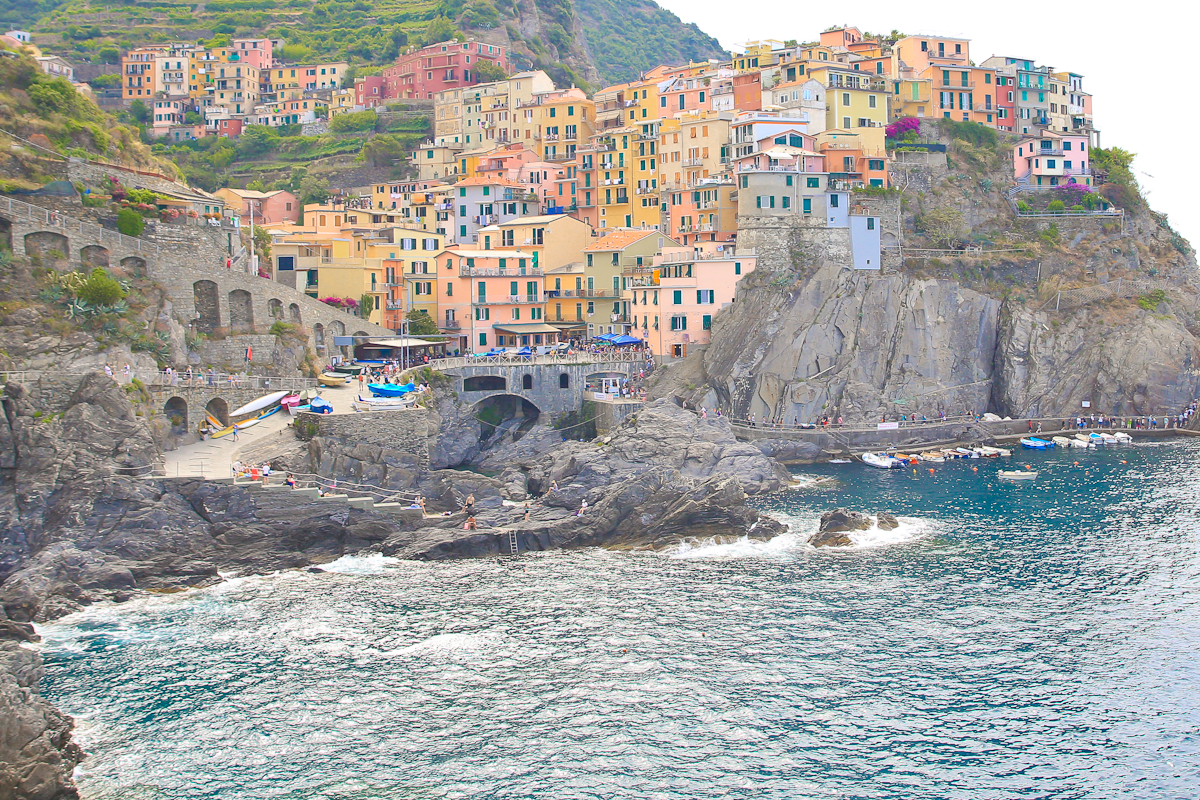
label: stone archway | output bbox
[472,394,541,444]
[464,375,507,391]
[267,298,284,320]
[24,231,69,269]
[205,397,230,427]
[288,303,301,324]
[194,280,220,334]
[80,244,110,269]
[329,320,345,336]
[119,256,146,277]
[313,323,325,351]
[0,217,11,252]
[164,396,188,435]
[229,289,254,333]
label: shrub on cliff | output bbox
[76,268,126,306]
[116,208,144,236]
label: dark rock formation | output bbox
[877,513,900,531]
[808,509,872,547]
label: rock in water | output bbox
[877,513,900,530]
[809,508,872,547]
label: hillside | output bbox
[12,0,725,88]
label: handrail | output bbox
[0,195,161,255]
[1,369,319,393]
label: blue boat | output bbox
[368,382,416,398]
[1020,437,1055,449]
[309,396,333,414]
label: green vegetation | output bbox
[573,0,726,83]
[917,206,966,247]
[1090,146,1142,210]
[116,208,145,236]
[75,268,127,305]
[358,293,375,319]
[1137,289,1167,311]
[937,118,998,149]
[405,309,440,336]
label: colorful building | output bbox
[383,39,507,102]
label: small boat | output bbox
[1100,432,1119,444]
[328,364,366,375]
[1020,437,1054,449]
[972,447,998,458]
[977,445,1012,457]
[280,393,301,409]
[828,459,851,464]
[892,453,919,465]
[862,452,902,469]
[954,447,978,458]
[919,451,945,463]
[1052,436,1073,448]
[211,416,262,439]
[368,382,417,398]
[309,396,333,414]
[228,390,289,418]
[1067,437,1089,448]
[319,373,349,387]
[1089,432,1108,445]
[1073,433,1095,447]
[288,403,310,417]
[256,405,282,421]
[998,470,1038,480]
[1112,431,1133,442]
[356,393,418,407]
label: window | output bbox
[702,315,712,330]
[479,333,487,347]
[830,194,839,208]
[559,374,569,389]
[807,177,820,188]
[866,218,875,230]
[842,92,850,106]
[734,262,741,275]
[803,198,812,213]
[446,282,453,296]
[670,315,687,331]
[673,290,682,305]
[782,197,791,209]
[868,95,876,108]
[696,290,714,304]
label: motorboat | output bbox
[319,373,349,387]
[1100,432,1120,444]
[862,452,902,469]
[1089,432,1108,445]
[368,382,417,398]
[308,396,333,414]
[328,364,366,376]
[972,447,998,458]
[998,470,1039,480]
[954,447,978,458]
[892,453,919,465]
[229,390,289,418]
[977,446,1012,457]
[919,451,945,463]
[1051,436,1076,448]
[1111,431,1133,443]
[355,394,418,409]
[280,393,301,409]
[1020,437,1054,449]
[1073,433,1095,447]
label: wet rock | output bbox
[877,513,900,531]
[808,508,872,547]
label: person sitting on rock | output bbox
[465,516,477,530]
[576,499,588,516]
[285,474,296,488]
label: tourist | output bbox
[700,407,707,419]
[232,423,240,442]
[523,503,531,522]
[749,413,756,427]
[576,499,588,516]
[464,493,475,512]
[419,496,427,515]
[285,474,296,488]
[104,363,114,379]
[122,363,131,382]
[550,480,559,493]
[465,515,478,531]
[838,416,844,426]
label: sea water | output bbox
[38,439,1200,799]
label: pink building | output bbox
[216,188,300,224]
[355,75,385,108]
[435,248,549,353]
[1012,131,1092,187]
[383,39,507,101]
[231,38,273,70]
[150,99,185,137]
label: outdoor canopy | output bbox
[492,323,563,334]
[611,335,642,345]
[594,333,618,341]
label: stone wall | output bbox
[591,397,642,436]
[736,215,853,275]
[297,407,431,466]
[448,361,638,416]
[66,159,193,198]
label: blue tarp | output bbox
[368,382,416,398]
[594,333,618,341]
[516,346,533,355]
[611,335,642,345]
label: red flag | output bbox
[246,346,253,361]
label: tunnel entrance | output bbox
[474,394,541,445]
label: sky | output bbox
[657,0,1200,249]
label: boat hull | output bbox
[229,390,290,418]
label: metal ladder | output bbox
[506,528,519,555]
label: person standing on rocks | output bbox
[464,493,475,513]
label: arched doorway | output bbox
[164,396,188,434]
[267,298,284,320]
[80,245,109,269]
[24,231,69,269]
[313,323,325,351]
[194,280,220,333]
[229,289,254,333]
[559,373,570,389]
[289,303,301,323]
[119,255,146,276]
[205,397,230,427]
[0,217,12,251]
[522,374,533,390]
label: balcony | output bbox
[460,266,544,277]
[473,294,543,306]
[683,158,705,167]
[936,80,976,90]
[1034,146,1064,156]
[442,319,462,330]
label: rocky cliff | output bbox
[663,126,1200,423]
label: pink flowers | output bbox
[886,116,921,140]
[318,296,359,310]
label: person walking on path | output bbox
[232,423,240,442]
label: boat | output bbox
[288,403,310,417]
[309,396,333,414]
[892,453,919,465]
[356,393,418,407]
[228,390,289,419]
[862,452,902,469]
[954,447,979,458]
[972,447,998,458]
[1100,432,1119,444]
[1112,431,1133,443]
[1073,433,1095,447]
[1052,436,1074,448]
[1020,437,1054,449]
[998,470,1039,480]
[318,373,349,387]
[280,393,301,409]
[328,364,366,375]
[977,445,1012,457]
[1089,432,1108,445]
[256,405,283,421]
[919,451,945,463]
[210,416,262,439]
[1067,437,1089,448]
[368,382,417,398]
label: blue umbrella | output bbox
[611,335,642,345]
[594,333,618,341]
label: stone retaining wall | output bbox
[297,408,431,466]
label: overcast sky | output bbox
[658,0,1200,249]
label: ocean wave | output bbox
[783,474,841,491]
[318,553,401,575]
[387,632,500,658]
[846,516,930,548]
[667,532,804,559]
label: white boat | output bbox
[319,373,349,387]
[954,447,979,458]
[1073,434,1095,447]
[998,470,1038,480]
[1112,431,1133,442]
[1052,436,1073,448]
[229,390,289,418]
[1020,437,1054,449]
[1100,432,1119,443]
[919,451,945,463]
[862,452,901,469]
[977,445,1012,457]
[211,415,261,439]
[1089,432,1108,445]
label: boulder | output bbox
[877,513,900,530]
[808,508,872,547]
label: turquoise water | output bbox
[39,440,1200,799]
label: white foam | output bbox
[389,632,498,657]
[783,474,840,490]
[668,532,803,559]
[318,553,401,575]
[845,516,930,548]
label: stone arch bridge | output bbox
[0,195,393,357]
[436,357,642,417]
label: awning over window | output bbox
[492,323,563,334]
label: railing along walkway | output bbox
[1,194,160,255]
[0,369,318,393]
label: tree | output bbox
[406,310,440,337]
[246,178,266,191]
[128,99,150,124]
[252,226,272,262]
[116,208,145,236]
[472,59,507,83]
[419,16,460,47]
[361,134,407,169]
[298,175,330,206]
[328,109,377,133]
[184,111,202,125]
[96,45,120,64]
[359,294,375,319]
[237,125,280,158]
[919,206,966,247]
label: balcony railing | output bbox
[936,81,976,90]
[472,294,543,305]
[1033,147,1065,156]
[460,266,544,277]
[683,158,705,167]
[442,319,462,330]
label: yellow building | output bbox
[657,111,732,192]
[515,87,595,162]
[328,87,355,117]
[582,229,681,337]
[808,65,889,132]
[475,214,593,271]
